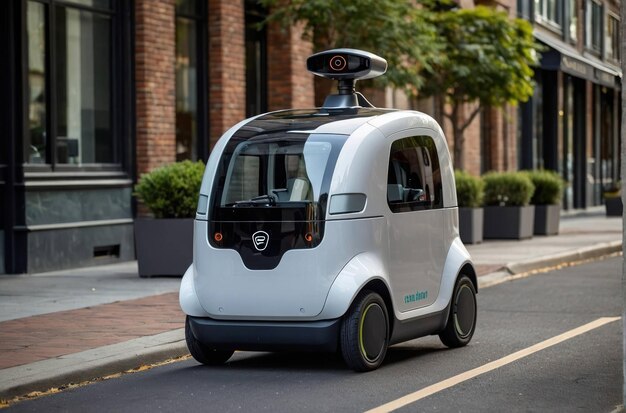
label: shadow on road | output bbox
[177,342,447,374]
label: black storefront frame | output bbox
[22,0,133,174]
[1,0,134,274]
[1,1,27,274]
[520,35,621,210]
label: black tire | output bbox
[185,316,234,365]
[439,275,477,348]
[340,291,389,372]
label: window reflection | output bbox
[606,16,620,61]
[55,7,112,164]
[26,1,47,164]
[569,0,577,41]
[175,17,198,161]
[61,0,111,10]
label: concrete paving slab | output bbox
[0,262,180,322]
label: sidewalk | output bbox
[0,211,622,401]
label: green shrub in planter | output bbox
[135,160,205,218]
[482,171,534,207]
[524,170,563,205]
[455,170,484,208]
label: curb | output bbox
[0,329,187,401]
[478,240,622,289]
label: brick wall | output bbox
[267,22,315,111]
[135,0,176,177]
[208,0,245,148]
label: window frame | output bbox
[605,12,620,63]
[584,0,603,55]
[517,0,534,20]
[23,0,132,173]
[534,0,563,31]
[566,0,578,44]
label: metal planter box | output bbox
[483,205,535,240]
[459,207,483,244]
[533,204,560,235]
[134,218,194,277]
[605,198,623,217]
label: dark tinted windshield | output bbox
[211,133,347,219]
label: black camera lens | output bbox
[329,55,347,71]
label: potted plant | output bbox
[455,170,484,244]
[482,171,535,240]
[603,182,622,217]
[134,160,205,277]
[524,170,564,235]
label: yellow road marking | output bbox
[365,316,621,413]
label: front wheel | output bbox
[439,275,477,348]
[185,316,234,365]
[340,291,389,372]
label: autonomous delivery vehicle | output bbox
[180,49,477,371]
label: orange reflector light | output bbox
[305,233,313,242]
[214,233,223,242]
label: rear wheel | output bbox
[185,316,234,365]
[439,275,477,348]
[340,291,389,372]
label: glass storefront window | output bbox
[176,0,206,162]
[585,0,602,53]
[26,1,47,164]
[534,0,562,27]
[517,0,531,20]
[606,15,620,62]
[245,0,267,117]
[55,6,112,164]
[61,0,112,10]
[568,0,577,42]
[176,0,198,16]
[25,0,117,167]
[175,17,198,161]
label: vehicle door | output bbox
[386,134,446,312]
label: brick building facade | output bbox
[0,0,315,274]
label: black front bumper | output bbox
[188,316,342,352]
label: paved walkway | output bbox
[0,210,622,400]
[0,293,181,370]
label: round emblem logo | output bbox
[252,231,269,252]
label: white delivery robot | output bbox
[180,49,477,371]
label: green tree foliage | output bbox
[419,5,540,169]
[260,1,540,171]
[259,0,441,92]
[134,160,205,218]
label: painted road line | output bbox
[365,316,621,413]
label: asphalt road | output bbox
[7,256,622,413]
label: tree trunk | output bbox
[446,100,482,171]
[451,109,465,171]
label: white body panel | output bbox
[192,217,386,320]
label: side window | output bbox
[387,136,443,213]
